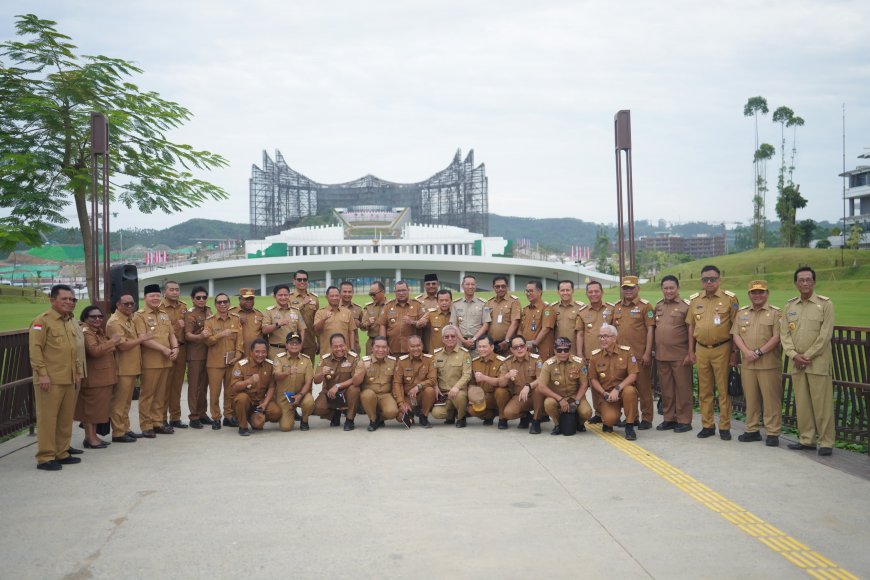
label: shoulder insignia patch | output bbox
[348,351,358,358]
[682,298,691,305]
[267,305,276,310]
[460,346,469,352]
[739,305,750,311]
[724,290,736,298]
[529,353,540,359]
[471,356,480,362]
[205,314,215,320]
[230,312,240,317]
[423,353,433,358]
[364,301,374,307]
[276,352,287,358]
[452,297,462,303]
[689,292,700,300]
[239,359,248,366]
[770,305,781,311]
[496,354,506,361]
[571,355,584,364]
[546,357,556,365]
[574,300,585,307]
[362,356,371,362]
[321,353,332,360]
[620,345,631,351]
[434,348,444,353]
[510,295,519,300]
[301,353,311,359]
[265,359,274,365]
[817,294,830,301]
[399,354,409,360]
[591,348,602,355]
[786,296,799,303]
[578,304,589,311]
[639,298,650,305]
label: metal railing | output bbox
[0,330,35,438]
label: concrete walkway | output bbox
[1,392,868,579]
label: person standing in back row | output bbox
[653,275,693,434]
[611,275,655,430]
[290,270,319,359]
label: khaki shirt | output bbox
[272,352,314,397]
[264,305,306,347]
[434,347,472,393]
[575,302,614,359]
[393,354,437,396]
[377,299,425,354]
[519,302,556,359]
[361,300,386,341]
[485,295,521,342]
[590,345,639,391]
[204,312,243,368]
[424,308,452,353]
[229,306,265,354]
[471,353,506,393]
[29,309,82,384]
[133,306,174,369]
[316,352,360,390]
[552,300,585,353]
[779,293,835,375]
[731,303,782,370]
[184,305,212,362]
[314,305,357,355]
[613,297,655,353]
[686,289,739,347]
[289,290,319,351]
[82,326,118,388]
[498,353,541,396]
[654,296,691,362]
[361,355,401,399]
[415,293,439,311]
[450,296,491,339]
[107,310,141,376]
[230,358,275,405]
[160,298,188,344]
[343,301,364,351]
[537,355,588,399]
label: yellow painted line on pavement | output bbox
[588,424,858,579]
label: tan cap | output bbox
[239,288,256,298]
[621,275,638,287]
[468,385,485,405]
[748,280,768,291]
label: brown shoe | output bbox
[153,426,175,435]
[140,430,156,439]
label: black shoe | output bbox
[211,421,221,430]
[238,427,250,437]
[419,415,431,428]
[529,419,541,434]
[588,415,602,424]
[456,417,467,428]
[112,433,138,443]
[67,446,83,455]
[616,419,626,427]
[603,425,614,433]
[126,431,144,439]
[482,418,494,426]
[153,425,174,435]
[637,420,652,430]
[787,442,816,450]
[550,424,562,436]
[673,423,692,433]
[140,430,156,438]
[228,417,239,427]
[625,425,637,441]
[818,447,833,456]
[295,409,303,422]
[765,435,779,447]
[170,420,188,429]
[300,421,310,431]
[656,421,677,431]
[577,423,586,432]
[37,460,62,471]
[222,418,233,427]
[541,416,550,423]
[58,456,82,465]
[189,420,203,429]
[330,411,342,427]
[720,429,732,441]
[444,418,455,425]
[738,431,762,443]
[200,416,215,426]
[367,421,378,432]
[497,419,509,430]
[697,427,716,438]
[377,419,386,428]
[518,414,530,429]
[344,419,355,431]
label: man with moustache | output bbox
[485,275,521,356]
[360,281,387,355]
[273,332,315,431]
[313,334,365,431]
[314,286,357,356]
[422,289,453,353]
[467,336,505,425]
[230,339,281,436]
[340,281,364,353]
[378,280,426,357]
[263,284,306,361]
[496,336,542,431]
[107,293,151,442]
[533,337,592,436]
[430,325,473,427]
[360,336,403,431]
[229,287,265,355]
[519,280,556,360]
[289,270,319,359]
[202,293,243,429]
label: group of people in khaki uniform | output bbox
[28,264,839,469]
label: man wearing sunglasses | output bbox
[184,287,212,428]
[485,275,521,356]
[361,281,387,355]
[589,324,640,441]
[203,293,243,429]
[532,337,592,435]
[289,270,319,359]
[107,293,152,442]
[496,337,542,431]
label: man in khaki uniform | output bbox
[485,275,521,355]
[134,284,179,437]
[533,337,593,435]
[589,324,640,440]
[732,280,783,446]
[230,339,281,436]
[313,334,364,431]
[394,335,437,428]
[450,275,490,354]
[29,284,83,470]
[314,286,357,356]
[263,284,306,360]
[229,287,265,355]
[416,273,440,311]
[496,336,541,431]
[378,280,426,356]
[273,333,315,431]
[203,293,243,429]
[780,266,835,456]
[290,270,319,359]
[423,289,453,353]
[576,280,614,424]
[519,280,556,360]
[686,265,739,440]
[340,281,364,353]
[161,281,189,429]
[467,336,505,424]
[552,280,585,354]
[184,286,212,428]
[360,336,403,431]
[654,275,694,433]
[360,281,387,355]
[107,293,150,442]
[430,325,472,427]
[612,275,655,429]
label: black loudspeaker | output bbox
[91,113,109,154]
[109,264,139,313]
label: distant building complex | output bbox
[842,151,870,230]
[638,232,726,259]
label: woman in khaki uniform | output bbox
[75,306,122,449]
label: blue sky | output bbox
[2,1,868,231]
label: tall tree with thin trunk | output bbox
[744,97,769,248]
[787,115,805,185]
[753,143,775,247]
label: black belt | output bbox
[269,343,283,348]
[697,339,731,349]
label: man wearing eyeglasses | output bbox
[378,280,426,357]
[686,265,739,440]
[576,280,614,425]
[394,335,437,428]
[519,281,555,360]
[532,337,592,435]
[134,284,179,437]
[161,281,189,429]
[589,324,640,441]
[289,270,319,359]
[107,294,152,442]
[430,325,472,427]
[202,293,243,429]
[229,287,265,355]
[450,275,491,356]
[611,275,655,430]
[361,281,387,355]
[183,286,212,428]
[422,289,453,353]
[340,281,364,353]
[496,337,542,431]
[485,275,521,356]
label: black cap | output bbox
[286,332,302,343]
[143,284,161,295]
[424,273,438,282]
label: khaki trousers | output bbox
[635,363,653,423]
[314,386,361,420]
[111,375,137,437]
[742,367,783,435]
[234,393,281,429]
[165,345,187,422]
[544,397,593,425]
[657,360,694,425]
[361,390,400,423]
[405,386,436,416]
[601,386,639,427]
[792,371,835,448]
[207,366,233,422]
[139,367,170,431]
[186,359,208,421]
[277,393,315,431]
[431,390,468,420]
[696,343,731,430]
[467,390,499,420]
[591,388,603,418]
[34,382,77,464]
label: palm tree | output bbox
[744,97,769,247]
[754,143,776,248]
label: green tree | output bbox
[775,184,807,247]
[846,224,863,251]
[787,115,805,184]
[815,239,831,249]
[753,143,776,247]
[0,14,228,297]
[592,226,611,269]
[795,219,816,248]
[772,106,794,192]
[744,97,769,249]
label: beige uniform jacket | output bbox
[204,312,243,368]
[393,354,436,395]
[433,347,472,393]
[485,295,521,342]
[133,306,174,369]
[272,352,314,396]
[537,355,588,399]
[450,296,491,339]
[230,358,275,405]
[107,310,141,376]
[779,293,835,375]
[686,289,739,347]
[575,302,614,358]
[612,297,655,353]
[498,354,541,396]
[654,296,691,361]
[590,345,640,391]
[731,303,783,370]
[29,309,82,384]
